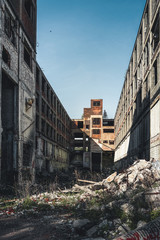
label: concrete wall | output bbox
[0,0,36,183]
[114,0,160,167]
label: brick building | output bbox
[0,0,37,183]
[35,63,71,175]
[114,0,160,168]
[71,99,115,171]
[0,0,72,184]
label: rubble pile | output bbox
[0,159,160,239]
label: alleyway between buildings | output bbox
[0,159,160,240]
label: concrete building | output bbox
[114,0,160,168]
[0,0,71,184]
[71,99,115,171]
[35,63,71,176]
[0,0,37,183]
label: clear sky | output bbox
[37,0,146,119]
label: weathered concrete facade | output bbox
[0,0,37,183]
[35,63,71,175]
[71,99,115,171]
[114,0,160,168]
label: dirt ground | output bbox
[0,211,76,240]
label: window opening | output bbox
[93,101,100,106]
[24,40,32,69]
[2,47,10,67]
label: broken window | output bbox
[103,120,114,126]
[92,118,100,125]
[36,93,39,111]
[2,47,10,67]
[41,119,45,134]
[47,106,50,119]
[93,101,100,106]
[153,60,158,85]
[42,99,46,114]
[109,140,114,145]
[103,129,114,133]
[42,77,46,94]
[54,96,56,109]
[24,0,35,23]
[152,15,159,53]
[144,4,149,37]
[86,124,90,129]
[47,85,50,101]
[36,67,39,87]
[36,114,39,130]
[24,40,32,69]
[103,140,108,143]
[4,8,17,46]
[78,121,83,128]
[51,92,53,105]
[92,129,100,134]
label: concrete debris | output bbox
[0,159,160,239]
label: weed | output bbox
[150,208,160,220]
[21,197,37,210]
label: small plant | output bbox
[150,208,160,220]
[21,197,37,210]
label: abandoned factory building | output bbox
[0,0,72,184]
[1,0,160,184]
[35,63,71,175]
[71,99,115,171]
[114,0,160,168]
[0,0,37,183]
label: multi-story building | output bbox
[114,0,160,168]
[0,0,37,183]
[35,63,71,175]
[71,99,115,171]
[0,0,72,184]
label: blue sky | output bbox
[37,0,146,119]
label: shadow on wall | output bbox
[115,88,151,170]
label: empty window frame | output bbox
[2,47,10,67]
[103,120,114,126]
[103,129,114,133]
[4,8,17,46]
[103,140,108,143]
[78,121,83,128]
[24,40,32,69]
[42,77,46,94]
[36,93,39,110]
[92,118,100,125]
[41,119,45,133]
[36,114,39,130]
[86,124,90,130]
[153,60,158,85]
[42,99,46,114]
[92,129,100,134]
[152,15,159,52]
[24,0,35,22]
[36,67,39,86]
[93,101,100,106]
[109,140,114,145]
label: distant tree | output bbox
[103,109,108,119]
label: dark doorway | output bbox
[1,72,17,184]
[92,152,101,172]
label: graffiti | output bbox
[115,217,160,240]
